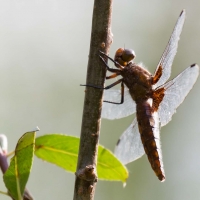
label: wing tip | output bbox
[190,64,199,74]
[191,63,199,68]
[180,9,186,16]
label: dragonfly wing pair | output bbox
[103,62,199,165]
[101,10,199,169]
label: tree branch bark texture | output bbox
[73,0,113,199]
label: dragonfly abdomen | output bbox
[136,100,165,181]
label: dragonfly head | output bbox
[114,48,136,66]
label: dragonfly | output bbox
[81,10,199,181]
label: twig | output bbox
[73,0,113,199]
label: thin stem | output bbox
[0,190,10,196]
[6,151,15,158]
[73,0,113,199]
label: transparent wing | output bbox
[153,10,186,88]
[114,118,145,164]
[102,87,136,120]
[158,64,199,126]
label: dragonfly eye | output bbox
[114,48,136,66]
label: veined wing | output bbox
[102,87,136,120]
[156,64,199,126]
[153,10,186,88]
[114,118,145,164]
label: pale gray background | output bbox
[0,0,200,199]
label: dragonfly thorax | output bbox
[121,63,153,102]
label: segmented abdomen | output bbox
[136,99,165,181]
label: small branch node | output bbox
[88,185,94,194]
[91,133,98,137]
[75,165,98,182]
[100,42,106,49]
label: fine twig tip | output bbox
[31,127,40,132]
[0,135,8,154]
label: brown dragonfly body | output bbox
[82,10,199,181]
[106,48,165,180]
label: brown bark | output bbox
[73,0,113,199]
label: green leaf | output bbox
[97,145,128,182]
[35,134,78,172]
[35,134,128,182]
[3,129,38,200]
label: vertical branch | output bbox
[73,0,113,200]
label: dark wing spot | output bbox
[116,138,121,146]
[191,63,197,67]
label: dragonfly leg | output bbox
[81,78,123,90]
[81,79,125,105]
[104,82,124,105]
[99,55,121,73]
[99,51,124,70]
[106,73,119,80]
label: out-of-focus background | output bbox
[0,0,199,199]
